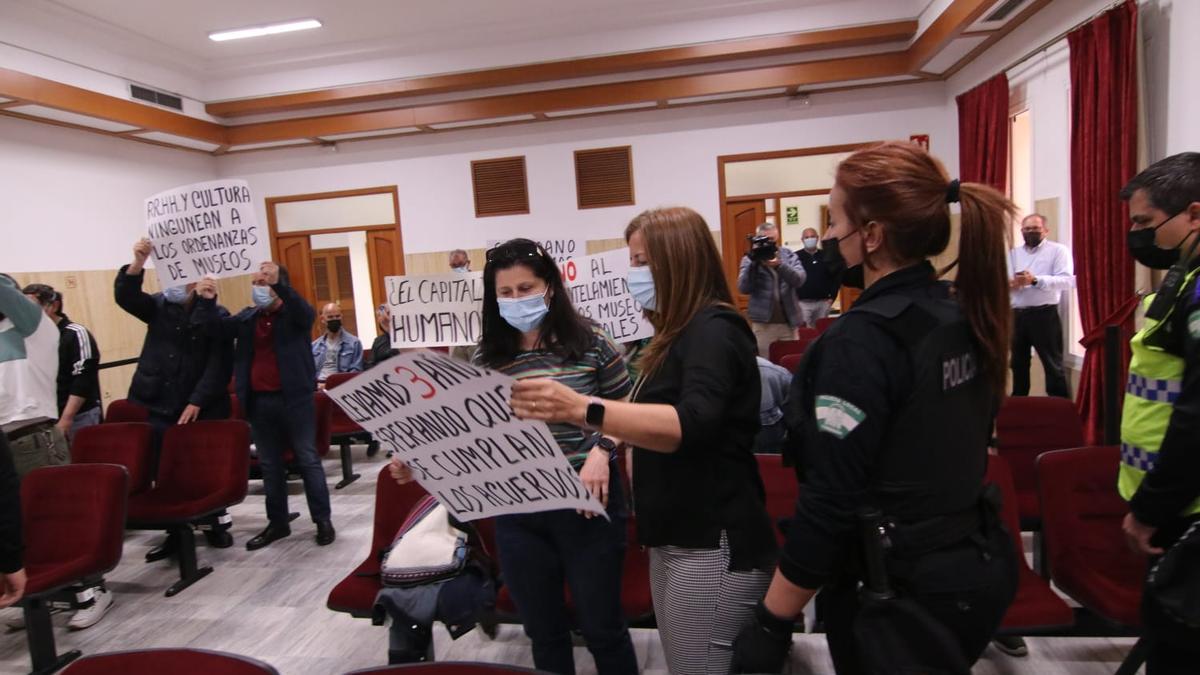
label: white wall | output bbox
[217,83,954,256]
[1141,0,1200,157]
[0,115,216,273]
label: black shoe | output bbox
[992,635,1029,657]
[315,520,336,546]
[204,528,234,548]
[246,524,291,551]
[366,441,380,458]
[145,532,178,563]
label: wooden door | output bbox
[276,235,315,309]
[311,248,357,340]
[366,228,405,310]
[722,200,766,311]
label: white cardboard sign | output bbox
[385,271,485,348]
[144,179,268,288]
[328,350,604,520]
[562,248,654,343]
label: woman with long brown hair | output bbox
[731,141,1019,674]
[511,207,777,674]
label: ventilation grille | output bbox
[984,0,1028,23]
[472,156,529,217]
[574,146,635,209]
[130,84,183,111]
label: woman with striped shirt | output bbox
[390,238,637,675]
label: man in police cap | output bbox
[1117,152,1200,672]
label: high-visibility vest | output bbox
[1118,266,1200,516]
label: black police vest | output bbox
[790,294,995,523]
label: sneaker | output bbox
[68,587,114,630]
[992,635,1029,657]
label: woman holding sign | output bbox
[509,208,777,675]
[390,238,637,675]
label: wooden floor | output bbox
[0,449,1140,674]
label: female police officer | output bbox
[732,141,1019,674]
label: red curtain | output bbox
[1069,0,1138,444]
[956,73,1009,192]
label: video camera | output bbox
[746,234,778,263]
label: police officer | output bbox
[732,142,1019,674]
[1117,153,1200,673]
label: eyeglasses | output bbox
[486,241,546,264]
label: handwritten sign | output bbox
[563,248,654,343]
[487,238,584,264]
[144,179,267,288]
[328,350,604,520]
[386,271,485,348]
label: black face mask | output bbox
[326,319,342,333]
[821,233,864,289]
[1127,209,1188,270]
[1022,232,1043,248]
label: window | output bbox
[574,146,634,209]
[471,156,529,217]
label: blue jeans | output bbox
[494,467,637,675]
[248,392,332,525]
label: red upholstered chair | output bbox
[768,337,815,366]
[103,398,149,424]
[63,648,279,674]
[796,327,819,341]
[994,396,1085,529]
[325,371,373,489]
[18,464,128,674]
[70,423,155,496]
[756,454,799,548]
[327,466,428,617]
[984,456,1074,634]
[127,420,251,597]
[347,663,551,674]
[1037,446,1145,627]
[814,316,838,333]
[779,353,803,374]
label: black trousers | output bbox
[1011,304,1070,398]
[823,525,1018,675]
[1142,520,1200,674]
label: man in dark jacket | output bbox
[116,238,235,560]
[22,284,102,439]
[0,435,23,610]
[194,262,334,550]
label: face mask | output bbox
[252,285,274,308]
[452,265,469,274]
[627,265,656,311]
[1022,232,1043,248]
[821,233,864,289]
[326,319,342,333]
[497,291,549,332]
[163,286,189,305]
[1127,210,1191,270]
[803,237,819,251]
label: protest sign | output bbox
[563,248,654,343]
[486,237,583,264]
[386,271,485,348]
[144,179,268,287]
[328,350,604,520]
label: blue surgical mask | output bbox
[163,286,189,305]
[803,237,819,250]
[252,285,274,308]
[497,291,549,332]
[627,265,656,311]
[452,265,470,275]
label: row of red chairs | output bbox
[61,649,552,674]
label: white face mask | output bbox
[803,237,819,250]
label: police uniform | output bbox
[780,261,1018,674]
[1119,260,1200,671]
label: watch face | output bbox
[586,401,605,427]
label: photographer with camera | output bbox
[738,222,807,357]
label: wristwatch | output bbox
[585,397,606,429]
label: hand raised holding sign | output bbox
[129,237,153,275]
[259,261,280,286]
[388,455,415,485]
[510,379,588,427]
[195,276,218,300]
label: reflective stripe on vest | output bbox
[1118,266,1200,517]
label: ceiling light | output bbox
[209,19,322,42]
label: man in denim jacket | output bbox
[312,302,363,388]
[737,222,807,356]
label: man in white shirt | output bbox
[1009,214,1076,398]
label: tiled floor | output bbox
[0,450,1141,674]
